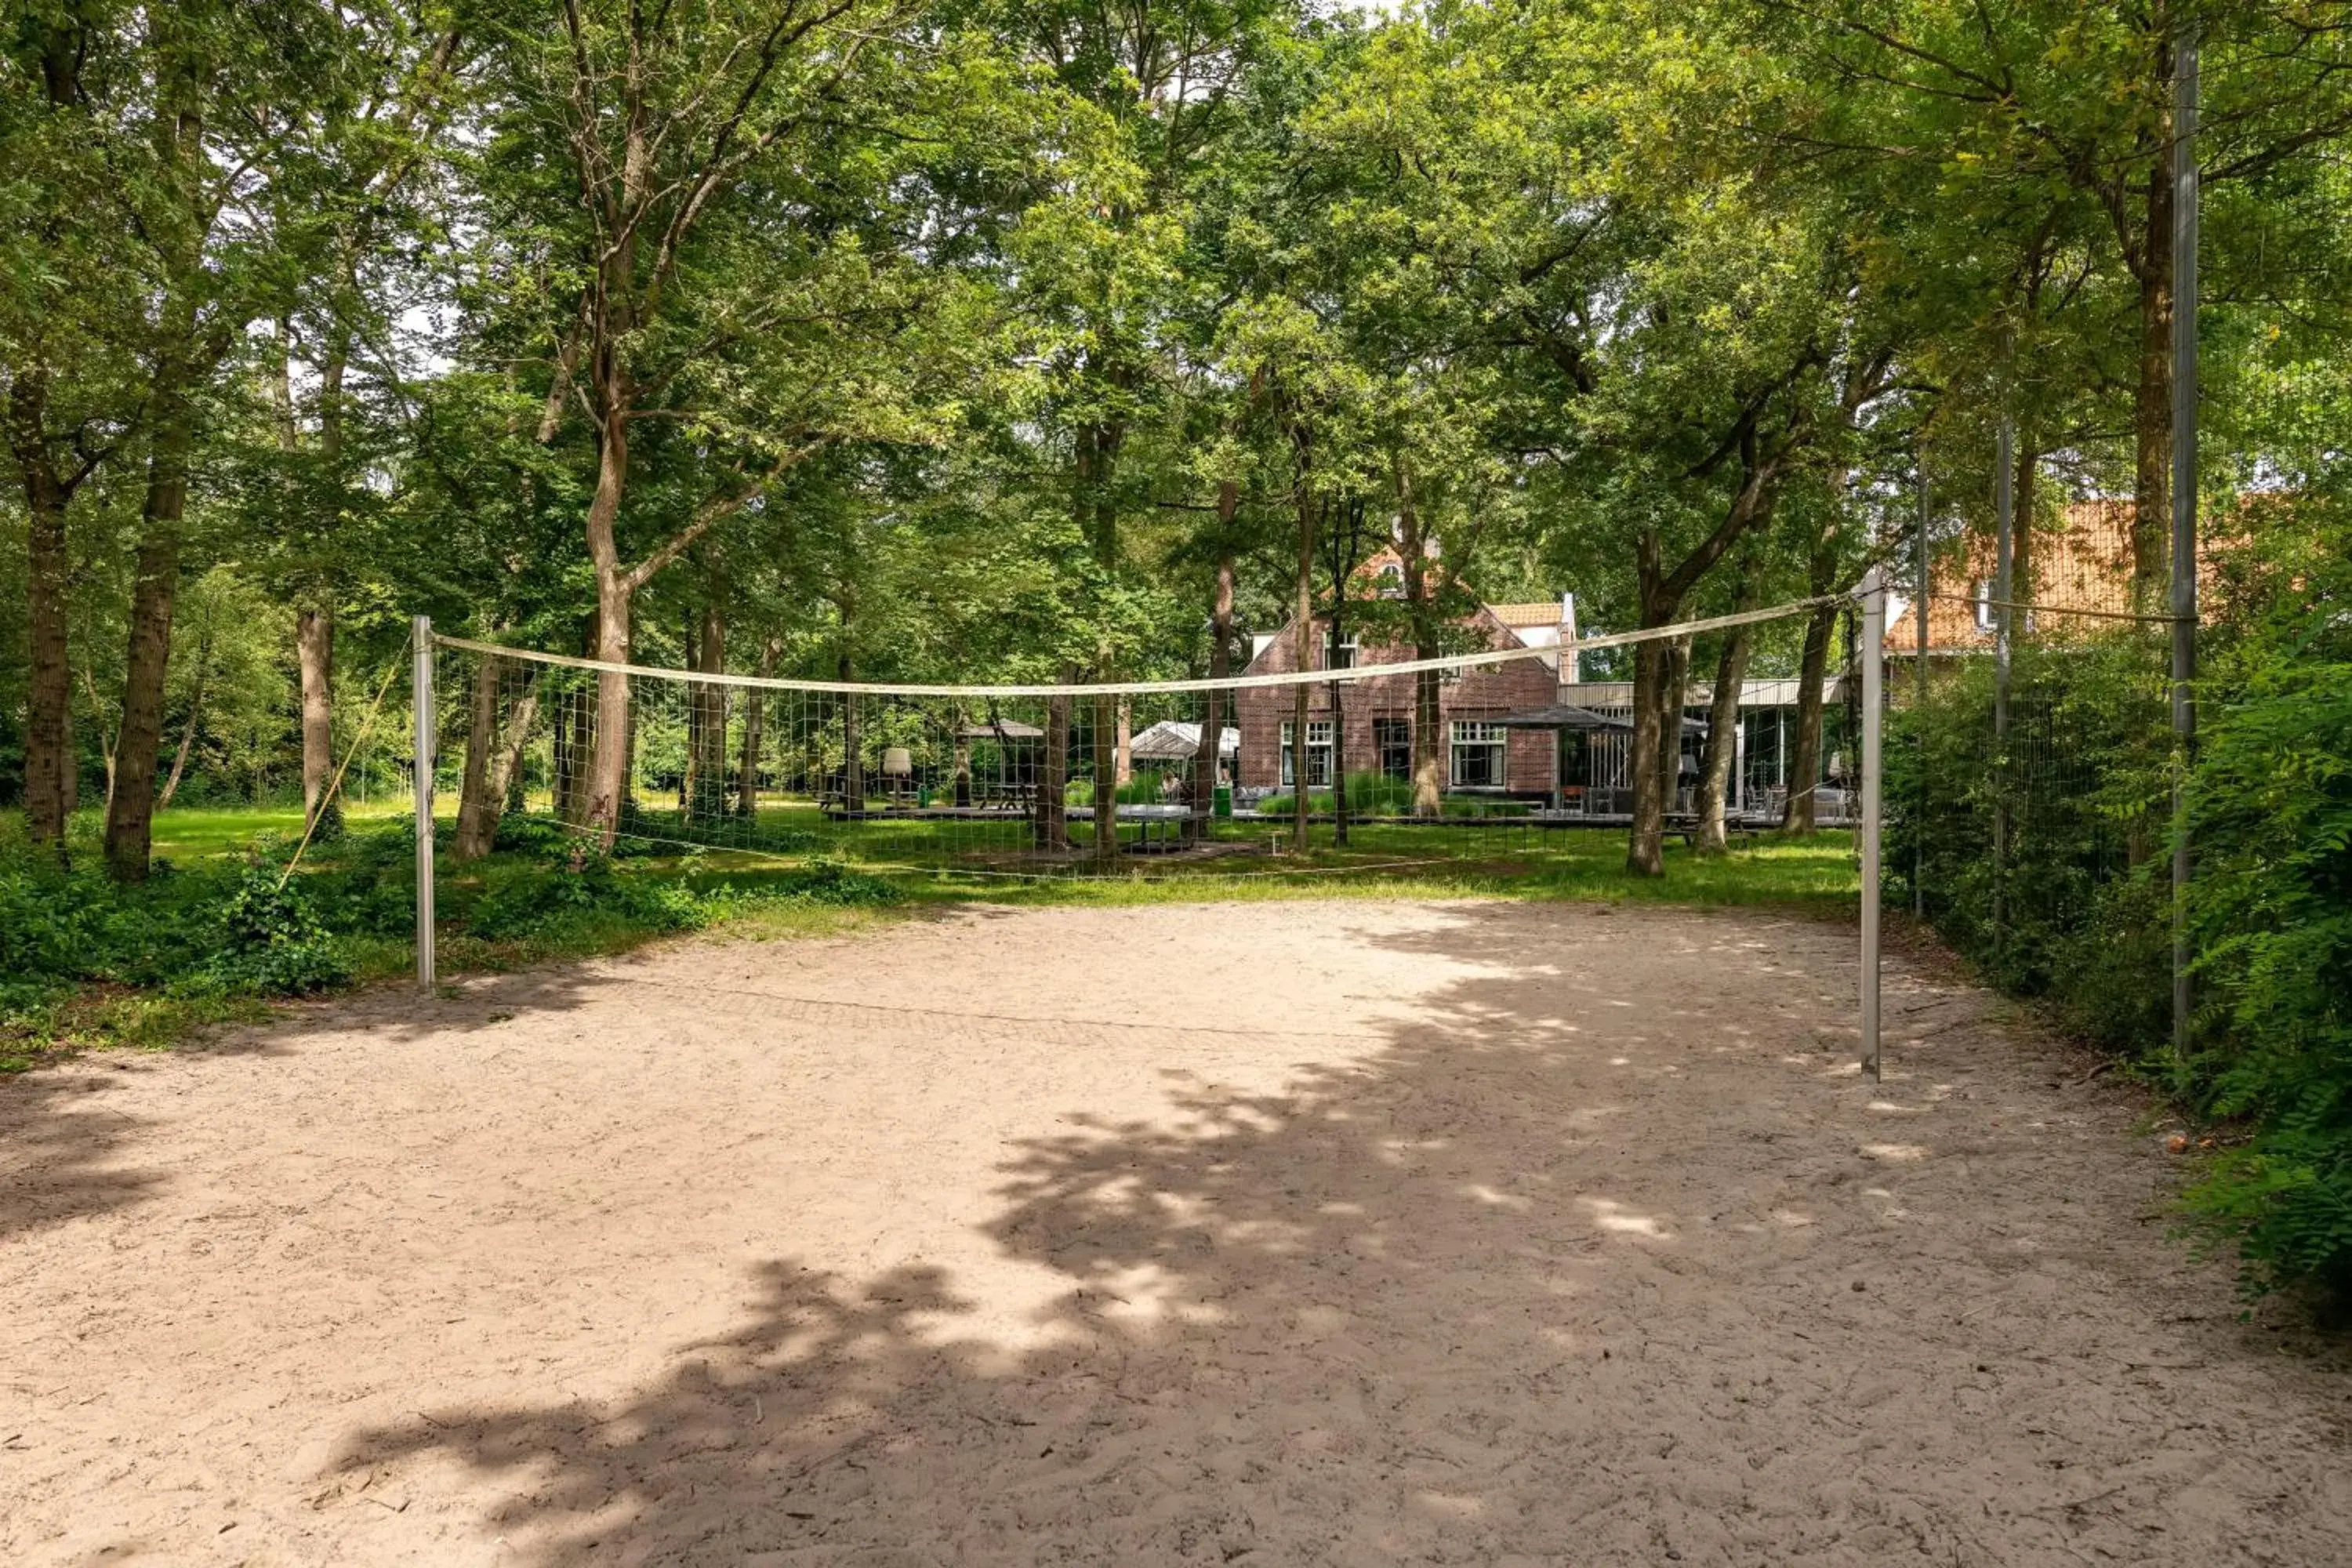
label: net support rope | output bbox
[431,592,1848,697]
[1924,591,2189,626]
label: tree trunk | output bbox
[158,626,212,815]
[84,666,117,818]
[1693,620,1755,855]
[298,604,336,833]
[1622,463,1788,873]
[1414,668,1442,817]
[1080,405,1126,865]
[1396,458,1443,818]
[1657,633,1693,815]
[1328,574,1351,848]
[555,689,587,825]
[8,372,75,847]
[681,614,700,813]
[1188,535,1235,845]
[1291,472,1316,854]
[288,318,348,841]
[453,655,506,861]
[1626,632,1668,876]
[2012,438,2039,615]
[553,698,575,822]
[494,685,539,816]
[456,658,544,862]
[736,637,775,818]
[2130,154,2174,601]
[10,34,89,847]
[103,376,193,883]
[1782,606,1838,836]
[583,405,634,846]
[158,708,201,813]
[1624,526,1679,877]
[689,594,726,822]
[1093,692,1117,863]
[1037,680,1070,851]
[1330,681,1350,845]
[839,649,864,815]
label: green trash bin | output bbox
[1212,786,1233,818]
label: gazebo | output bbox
[955,718,1044,808]
[1127,720,1240,767]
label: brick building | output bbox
[1232,594,1567,798]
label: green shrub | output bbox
[1116,770,1167,804]
[610,803,811,855]
[463,853,705,940]
[1885,636,2170,1047]
[0,827,354,1021]
[183,858,351,996]
[2174,595,2352,1307]
[0,810,906,1064]
[765,858,901,906]
[1886,529,2352,1310]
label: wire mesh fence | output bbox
[421,638,1585,885]
[1889,605,2175,1029]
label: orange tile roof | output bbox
[1486,601,1565,628]
[1886,498,2231,652]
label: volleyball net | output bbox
[408,575,1896,1070]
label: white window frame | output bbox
[1972,579,1995,633]
[1450,720,1507,789]
[1321,629,1360,670]
[1280,720,1335,787]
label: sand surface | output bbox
[3,899,2346,1566]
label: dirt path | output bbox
[2,901,2344,1566]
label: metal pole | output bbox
[412,615,436,992]
[1915,460,1929,918]
[2171,27,2200,1056]
[1860,568,1886,1082]
[1992,416,2013,945]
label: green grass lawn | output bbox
[145,797,1859,913]
[147,799,415,862]
[649,801,1860,913]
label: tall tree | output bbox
[1764,0,2352,594]
[478,0,969,844]
[95,2,350,880]
[2,8,143,848]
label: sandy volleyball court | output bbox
[2,899,2346,1566]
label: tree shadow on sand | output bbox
[0,950,684,1247]
[0,1069,169,1243]
[336,902,2350,1567]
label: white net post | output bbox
[412,615,436,991]
[1858,568,1885,1081]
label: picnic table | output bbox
[1662,811,1755,848]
